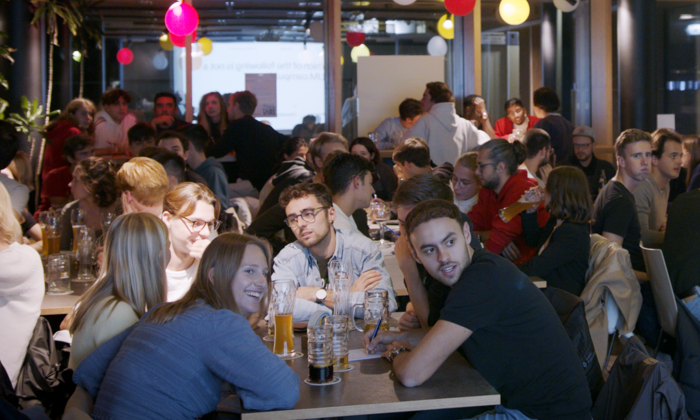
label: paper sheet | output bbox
[348,348,383,361]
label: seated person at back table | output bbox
[38,134,94,213]
[371,98,423,150]
[126,122,156,157]
[150,92,191,134]
[271,182,397,321]
[323,152,375,236]
[493,97,540,141]
[157,130,209,187]
[365,200,592,420]
[392,137,454,184]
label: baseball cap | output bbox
[572,125,596,142]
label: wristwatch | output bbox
[387,346,411,363]
[315,288,327,304]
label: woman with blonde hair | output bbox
[43,98,96,180]
[68,212,168,369]
[0,183,44,388]
[162,182,221,301]
[72,233,299,418]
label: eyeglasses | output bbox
[476,162,497,171]
[451,175,475,188]
[179,216,221,234]
[284,207,327,228]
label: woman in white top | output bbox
[0,183,44,388]
[162,182,221,302]
[452,152,481,214]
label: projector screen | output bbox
[174,41,326,132]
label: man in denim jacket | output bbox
[272,182,397,321]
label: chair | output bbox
[641,246,679,357]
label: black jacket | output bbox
[258,157,314,215]
[673,297,700,419]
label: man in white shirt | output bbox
[322,153,375,234]
[93,88,137,152]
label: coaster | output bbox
[334,364,354,372]
[304,376,341,386]
[46,290,74,296]
[276,351,304,360]
[262,335,274,342]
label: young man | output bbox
[532,87,574,163]
[272,183,397,321]
[392,137,453,183]
[127,123,156,157]
[0,121,29,215]
[322,153,375,234]
[566,125,615,202]
[365,200,592,420]
[493,98,540,140]
[463,94,496,139]
[140,148,186,189]
[404,82,490,166]
[468,139,548,264]
[157,130,209,187]
[452,152,481,214]
[371,98,423,150]
[39,134,94,213]
[150,92,191,133]
[94,88,137,152]
[115,157,169,216]
[520,128,553,188]
[181,125,229,210]
[633,129,682,248]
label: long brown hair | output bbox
[46,98,95,132]
[545,166,592,224]
[683,136,700,186]
[197,92,228,138]
[69,213,168,334]
[145,233,272,324]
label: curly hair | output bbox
[279,182,333,210]
[75,157,119,208]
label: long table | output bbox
[218,329,500,419]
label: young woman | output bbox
[197,92,228,143]
[71,233,299,418]
[682,135,700,191]
[60,157,119,250]
[452,152,481,214]
[350,137,398,201]
[517,166,592,296]
[0,184,44,389]
[493,98,539,140]
[43,98,96,180]
[162,182,220,302]
[68,213,168,369]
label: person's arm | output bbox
[271,253,329,321]
[63,387,94,420]
[92,303,140,352]
[246,204,287,240]
[633,185,664,248]
[395,234,430,328]
[355,242,398,314]
[466,192,489,232]
[518,223,581,278]
[520,210,545,248]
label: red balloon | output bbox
[116,48,134,65]
[164,1,199,37]
[445,0,476,16]
[169,30,197,48]
[346,31,366,47]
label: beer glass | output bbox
[38,211,50,258]
[263,285,275,342]
[329,260,351,316]
[331,315,352,372]
[45,211,61,256]
[272,279,302,359]
[305,322,339,386]
[101,212,116,236]
[47,254,72,295]
[71,208,87,252]
[371,201,391,249]
[351,289,390,333]
[498,186,544,223]
[75,227,96,283]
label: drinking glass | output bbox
[351,289,390,333]
[47,254,72,295]
[498,186,543,223]
[38,211,50,258]
[306,322,339,386]
[101,212,117,236]
[44,211,61,256]
[371,201,391,249]
[272,279,302,359]
[74,227,96,283]
[71,208,87,253]
[263,285,275,342]
[330,315,352,372]
[329,260,351,316]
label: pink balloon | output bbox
[116,48,134,65]
[169,29,197,48]
[165,1,199,37]
[346,31,366,47]
[445,0,476,16]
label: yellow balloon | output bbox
[341,55,345,66]
[437,14,454,40]
[499,0,530,26]
[159,33,173,51]
[350,44,370,63]
[198,37,213,55]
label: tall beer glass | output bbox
[351,289,390,333]
[329,260,351,316]
[71,208,87,252]
[498,186,543,223]
[272,279,302,359]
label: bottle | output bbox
[598,170,607,194]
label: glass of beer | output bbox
[47,254,72,295]
[38,211,50,258]
[330,260,351,316]
[498,186,544,223]
[71,208,87,252]
[263,284,275,342]
[305,322,339,386]
[351,289,391,333]
[331,315,352,372]
[45,211,61,256]
[272,279,302,359]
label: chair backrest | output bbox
[641,246,678,338]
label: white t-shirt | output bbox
[455,195,479,214]
[332,203,359,234]
[166,262,199,302]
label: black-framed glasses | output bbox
[179,216,221,234]
[284,207,327,228]
[476,162,497,171]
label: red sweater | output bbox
[493,115,540,139]
[37,165,72,214]
[468,170,549,264]
[43,120,81,181]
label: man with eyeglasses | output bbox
[566,125,615,202]
[272,182,397,321]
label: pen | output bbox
[370,318,382,343]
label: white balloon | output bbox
[153,53,168,70]
[393,0,417,5]
[553,0,579,12]
[427,35,448,56]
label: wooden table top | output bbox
[220,329,500,419]
[41,281,91,316]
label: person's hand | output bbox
[473,97,488,122]
[351,270,382,292]
[381,341,415,361]
[363,329,400,354]
[395,235,417,272]
[658,223,667,233]
[538,164,553,184]
[95,246,105,269]
[188,238,211,260]
[297,286,322,302]
[501,241,521,261]
[152,115,174,128]
[399,310,421,330]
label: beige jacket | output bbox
[580,234,643,365]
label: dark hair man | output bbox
[0,121,28,214]
[392,137,453,183]
[127,123,157,157]
[404,82,491,166]
[322,153,375,234]
[39,134,94,212]
[150,92,191,133]
[493,98,540,140]
[463,94,496,138]
[371,98,423,150]
[566,125,615,202]
[94,88,136,152]
[291,115,322,141]
[158,130,209,188]
[532,87,574,163]
[207,90,288,191]
[364,199,592,420]
[468,139,549,264]
[521,128,553,188]
[181,125,229,210]
[272,182,397,321]
[633,128,682,248]
[139,148,186,189]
